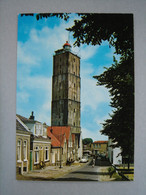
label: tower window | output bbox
[74,83,75,88]
[74,122,75,126]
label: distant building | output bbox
[91,141,108,156]
[16,116,32,174]
[17,112,51,170]
[51,41,82,160]
[83,144,92,156]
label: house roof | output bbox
[48,126,71,141]
[63,41,71,47]
[47,126,70,148]
[16,118,31,135]
[16,114,41,124]
[47,129,64,147]
[93,141,108,144]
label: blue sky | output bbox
[17,13,117,141]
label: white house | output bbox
[108,138,122,165]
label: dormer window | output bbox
[43,128,47,137]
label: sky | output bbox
[17,13,118,141]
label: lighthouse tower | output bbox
[51,41,81,159]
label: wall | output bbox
[32,141,51,170]
[16,133,30,175]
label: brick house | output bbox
[47,126,75,166]
[91,141,108,157]
[17,112,51,170]
[16,116,32,174]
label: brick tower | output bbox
[51,41,81,159]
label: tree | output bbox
[82,138,93,145]
[67,14,134,168]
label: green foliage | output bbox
[82,138,93,145]
[68,14,134,163]
[35,13,70,21]
[108,166,116,178]
[21,13,70,21]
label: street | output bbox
[54,158,112,181]
[17,158,126,181]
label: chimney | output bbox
[29,111,35,120]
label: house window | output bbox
[23,140,27,161]
[43,128,47,137]
[45,147,49,161]
[35,125,40,135]
[17,140,21,161]
[34,126,36,135]
[40,125,43,135]
[34,146,39,164]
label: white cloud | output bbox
[73,45,99,60]
[18,76,51,91]
[81,127,108,141]
[80,61,110,111]
[37,112,51,125]
[95,114,111,126]
[17,91,30,103]
[17,42,40,66]
[81,75,110,111]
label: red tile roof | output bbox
[93,141,108,144]
[47,126,71,148]
[63,41,71,47]
[47,130,61,147]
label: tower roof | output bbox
[63,41,71,47]
[63,41,71,51]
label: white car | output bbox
[80,156,88,163]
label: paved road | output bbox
[54,158,111,181]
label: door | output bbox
[30,151,32,170]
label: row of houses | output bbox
[16,112,81,175]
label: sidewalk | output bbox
[16,161,90,181]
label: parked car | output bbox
[80,156,88,163]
